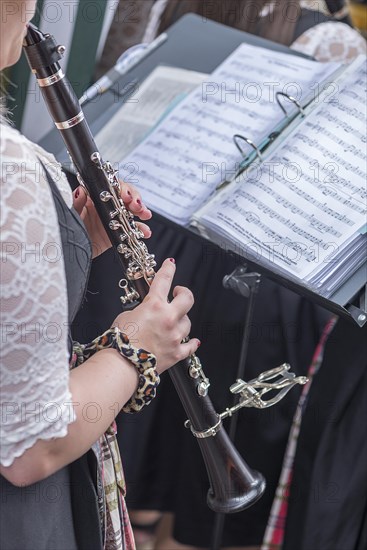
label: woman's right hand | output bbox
[112,258,200,374]
[0,259,198,486]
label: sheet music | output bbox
[119,43,339,224]
[197,58,367,286]
[95,66,208,161]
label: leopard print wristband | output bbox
[72,327,160,413]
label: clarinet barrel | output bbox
[23,24,266,513]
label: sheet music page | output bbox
[119,43,339,224]
[95,66,208,161]
[196,58,367,284]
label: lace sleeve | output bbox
[0,124,76,467]
[291,21,367,62]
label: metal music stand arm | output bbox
[211,265,261,550]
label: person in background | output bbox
[97,0,366,78]
[280,316,367,550]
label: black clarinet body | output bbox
[23,24,265,513]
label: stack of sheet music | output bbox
[116,44,366,299]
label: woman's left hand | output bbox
[73,181,152,258]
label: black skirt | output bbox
[283,317,367,550]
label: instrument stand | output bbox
[211,265,261,550]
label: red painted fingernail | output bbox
[136,199,142,206]
[169,258,175,264]
[74,188,80,199]
[197,340,201,347]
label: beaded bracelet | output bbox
[72,327,160,413]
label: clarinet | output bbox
[23,24,265,513]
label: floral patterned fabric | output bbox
[71,328,160,549]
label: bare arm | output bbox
[1,259,199,486]
[1,348,138,486]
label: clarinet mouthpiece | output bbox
[23,23,64,75]
[23,22,44,46]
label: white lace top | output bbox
[0,123,75,467]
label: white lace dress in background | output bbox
[291,21,367,61]
[0,123,75,468]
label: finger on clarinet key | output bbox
[135,222,152,239]
[148,258,176,299]
[119,181,152,220]
[172,286,195,317]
